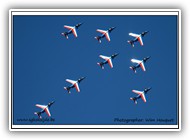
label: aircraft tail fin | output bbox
[64,87,71,93]
[97,62,104,69]
[95,36,101,43]
[130,97,137,104]
[34,112,42,119]
[130,66,137,73]
[127,40,135,47]
[61,32,69,39]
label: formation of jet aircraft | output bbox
[130,88,151,104]
[34,101,55,119]
[64,77,85,93]
[61,23,82,39]
[97,53,119,69]
[34,23,152,119]
[95,27,115,43]
[130,56,150,73]
[128,31,149,47]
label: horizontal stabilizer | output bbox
[61,32,69,39]
[97,62,104,69]
[34,112,42,119]
[127,40,135,47]
[130,66,137,73]
[130,98,137,104]
[95,36,101,43]
[64,87,71,93]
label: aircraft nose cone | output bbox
[142,31,148,35]
[109,27,115,31]
[111,27,116,30]
[76,23,82,27]
[145,87,151,92]
[112,53,119,58]
[80,77,85,81]
[146,87,151,91]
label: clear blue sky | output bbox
[13,15,178,125]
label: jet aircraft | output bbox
[97,53,119,69]
[128,31,149,47]
[95,27,115,43]
[130,56,150,73]
[64,77,85,93]
[34,101,55,119]
[61,23,82,39]
[130,88,151,104]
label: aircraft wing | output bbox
[71,28,77,37]
[44,108,51,117]
[36,104,46,110]
[99,55,110,61]
[107,59,113,68]
[129,33,139,38]
[96,29,110,41]
[131,59,141,64]
[104,32,110,41]
[96,29,107,34]
[64,25,77,37]
[138,36,143,46]
[64,25,74,30]
[140,62,146,71]
[140,93,147,102]
[132,90,146,102]
[66,79,76,85]
[132,90,143,95]
[74,83,80,92]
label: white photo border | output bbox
[9,9,181,131]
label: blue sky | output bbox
[13,14,178,125]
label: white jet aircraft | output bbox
[95,27,115,43]
[130,88,151,104]
[34,101,55,119]
[61,23,82,39]
[128,31,149,47]
[130,56,150,73]
[97,53,119,69]
[64,77,85,93]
